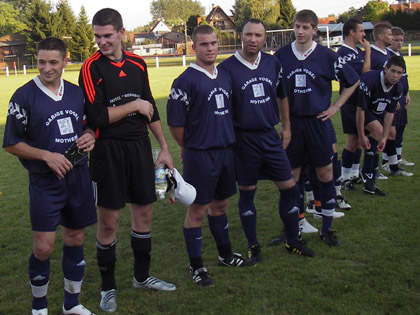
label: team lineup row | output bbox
[2,7,411,315]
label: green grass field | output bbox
[1,58,420,314]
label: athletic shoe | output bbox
[381,162,390,172]
[32,309,47,315]
[305,200,316,213]
[399,158,415,166]
[389,168,413,177]
[62,304,94,315]
[336,195,351,210]
[313,211,345,219]
[270,231,287,246]
[299,218,318,233]
[248,244,262,263]
[376,170,388,180]
[285,241,316,257]
[133,276,176,291]
[320,229,341,247]
[341,179,356,191]
[100,289,117,313]
[362,179,387,196]
[189,266,214,287]
[218,253,255,267]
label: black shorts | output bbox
[90,137,156,209]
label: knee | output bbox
[99,218,119,236]
[33,243,53,261]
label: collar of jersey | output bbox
[371,44,388,55]
[189,63,218,79]
[233,51,261,70]
[291,40,317,60]
[386,47,400,56]
[380,70,394,93]
[341,43,359,54]
[33,76,64,101]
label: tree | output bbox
[24,0,53,54]
[279,0,296,29]
[71,6,96,62]
[150,0,204,25]
[51,0,76,38]
[362,0,389,22]
[0,2,27,36]
[337,6,361,23]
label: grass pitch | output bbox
[0,58,420,314]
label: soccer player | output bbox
[382,27,415,172]
[219,19,316,258]
[371,23,392,71]
[3,37,96,315]
[357,56,405,195]
[338,18,371,189]
[275,10,360,246]
[167,25,253,288]
[79,8,175,312]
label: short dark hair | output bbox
[386,55,406,71]
[92,8,123,31]
[391,26,404,36]
[293,10,318,28]
[373,22,391,41]
[192,24,216,44]
[37,37,66,58]
[343,18,363,37]
[242,19,266,32]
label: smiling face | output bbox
[37,49,67,88]
[241,21,266,59]
[93,24,124,60]
[193,31,218,67]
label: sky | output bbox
[62,0,393,30]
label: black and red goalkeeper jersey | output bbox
[79,50,159,140]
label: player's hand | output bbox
[359,135,370,150]
[405,93,411,107]
[179,147,184,163]
[378,138,387,152]
[317,104,339,121]
[280,127,291,149]
[396,102,401,111]
[155,147,174,171]
[76,132,95,152]
[360,38,371,52]
[137,99,154,122]
[45,151,73,178]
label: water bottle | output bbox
[152,149,167,199]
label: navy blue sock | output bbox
[333,152,342,187]
[62,245,84,310]
[384,139,398,171]
[362,137,378,177]
[131,230,151,283]
[279,185,300,246]
[309,168,321,213]
[183,227,202,262]
[238,189,258,248]
[353,148,362,164]
[208,214,232,259]
[341,148,354,169]
[319,180,336,234]
[29,253,50,310]
[297,176,305,215]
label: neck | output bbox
[39,76,60,94]
[295,41,313,54]
[240,50,258,64]
[344,38,356,48]
[375,41,387,50]
[195,60,215,74]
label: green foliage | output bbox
[150,0,204,25]
[337,6,362,23]
[362,0,390,22]
[278,0,296,29]
[383,8,420,31]
[0,2,27,36]
[71,6,96,62]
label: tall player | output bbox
[167,25,254,288]
[79,8,175,313]
[275,10,360,246]
[219,19,316,259]
[3,37,96,315]
[338,18,371,190]
[371,23,392,71]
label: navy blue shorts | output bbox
[29,165,97,232]
[325,119,337,144]
[286,116,334,169]
[183,147,236,205]
[341,105,358,135]
[90,137,156,209]
[233,129,293,186]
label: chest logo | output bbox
[57,117,74,135]
[119,70,127,78]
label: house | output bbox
[0,33,30,69]
[390,0,420,12]
[206,4,236,32]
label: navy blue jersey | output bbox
[275,41,359,116]
[218,51,286,130]
[370,45,391,70]
[167,64,235,150]
[3,77,87,174]
[387,48,409,95]
[79,50,159,140]
[357,70,402,116]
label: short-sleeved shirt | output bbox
[370,45,391,70]
[275,41,359,116]
[357,70,402,117]
[167,63,235,150]
[3,76,88,174]
[218,51,286,130]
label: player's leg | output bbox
[386,126,413,177]
[341,134,359,190]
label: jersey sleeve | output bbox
[356,79,370,111]
[3,87,30,148]
[166,76,192,127]
[79,59,110,130]
[334,52,360,88]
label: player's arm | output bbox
[108,99,154,123]
[356,107,370,150]
[76,128,95,152]
[149,120,173,170]
[360,39,371,73]
[379,112,394,151]
[405,91,411,107]
[277,97,291,149]
[169,126,184,163]
[318,80,360,121]
[4,142,72,178]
